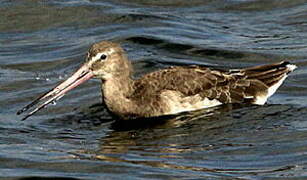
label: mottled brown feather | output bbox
[89,42,296,118]
[130,61,295,109]
[131,66,250,105]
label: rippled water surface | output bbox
[1,0,307,179]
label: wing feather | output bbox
[131,66,255,104]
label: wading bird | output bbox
[17,41,297,120]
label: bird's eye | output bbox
[100,54,107,60]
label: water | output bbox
[1,0,307,179]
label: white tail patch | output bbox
[267,63,296,98]
[254,63,296,105]
[254,75,287,105]
[254,95,267,105]
[286,64,297,72]
[267,75,287,98]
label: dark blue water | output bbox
[0,0,307,179]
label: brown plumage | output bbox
[17,41,297,120]
[120,61,295,118]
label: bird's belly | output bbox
[161,91,222,115]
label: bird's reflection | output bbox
[57,103,295,173]
[92,104,242,156]
[78,104,252,173]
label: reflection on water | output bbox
[56,104,307,179]
[0,0,307,179]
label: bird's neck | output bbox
[101,74,136,117]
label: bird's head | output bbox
[86,41,131,80]
[17,41,131,120]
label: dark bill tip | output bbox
[17,63,93,121]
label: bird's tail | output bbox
[242,61,297,87]
[229,61,297,105]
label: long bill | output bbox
[17,63,94,121]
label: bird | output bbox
[17,41,297,120]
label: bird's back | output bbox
[129,61,296,116]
